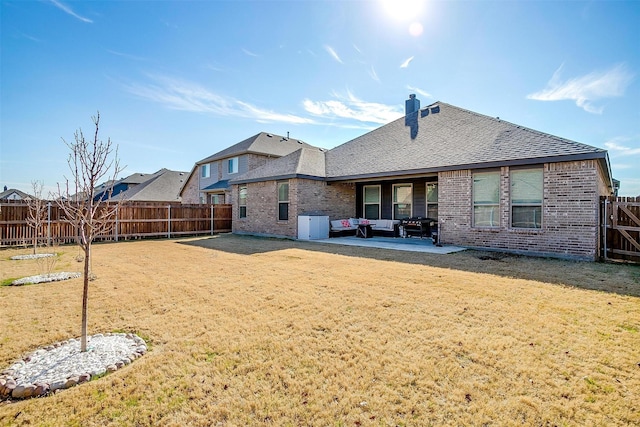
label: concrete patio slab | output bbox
[306,236,466,254]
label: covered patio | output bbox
[310,235,466,254]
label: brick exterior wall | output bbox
[232,178,355,238]
[439,160,608,260]
[180,169,200,204]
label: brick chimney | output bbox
[405,94,420,115]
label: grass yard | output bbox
[0,234,639,426]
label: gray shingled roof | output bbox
[325,102,608,180]
[197,132,316,164]
[0,188,32,200]
[231,147,327,184]
[110,169,188,202]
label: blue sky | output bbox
[1,0,639,196]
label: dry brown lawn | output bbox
[0,234,639,426]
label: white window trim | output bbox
[228,157,239,174]
[510,168,543,229]
[277,181,289,221]
[472,171,500,228]
[363,185,381,220]
[201,163,210,178]
[426,182,438,219]
[392,183,413,220]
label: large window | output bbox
[238,186,247,218]
[393,184,412,219]
[426,183,438,219]
[363,185,381,220]
[201,163,210,178]
[277,181,289,221]
[473,171,500,227]
[511,169,543,228]
[228,157,238,174]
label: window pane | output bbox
[426,183,438,203]
[278,182,289,202]
[473,172,499,204]
[512,206,541,228]
[394,185,412,204]
[201,164,209,178]
[474,205,500,227]
[427,205,438,219]
[239,186,247,204]
[394,204,412,219]
[364,186,380,203]
[278,202,288,221]
[239,206,247,218]
[364,204,380,220]
[512,170,542,204]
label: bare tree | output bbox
[25,180,47,254]
[56,112,123,352]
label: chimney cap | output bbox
[409,94,416,99]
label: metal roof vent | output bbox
[430,106,440,114]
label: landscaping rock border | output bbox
[10,253,56,260]
[0,333,147,400]
[10,272,81,286]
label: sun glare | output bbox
[380,0,424,21]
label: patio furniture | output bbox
[400,217,437,239]
[356,223,373,238]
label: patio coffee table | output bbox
[356,223,373,238]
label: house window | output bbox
[473,171,500,227]
[201,163,210,178]
[238,186,247,218]
[211,194,224,204]
[393,183,412,219]
[511,169,543,228]
[277,181,289,221]
[426,183,438,219]
[363,185,381,220]
[228,157,238,174]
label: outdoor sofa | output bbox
[330,218,400,237]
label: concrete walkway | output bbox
[308,236,466,254]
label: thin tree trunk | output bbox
[81,244,90,352]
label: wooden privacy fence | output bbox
[0,201,232,247]
[601,196,640,263]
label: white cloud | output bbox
[527,63,634,114]
[123,74,314,125]
[324,45,343,64]
[400,56,414,68]
[303,90,403,124]
[369,66,380,83]
[406,85,432,99]
[50,0,93,23]
[353,44,362,54]
[242,48,260,57]
[107,50,146,61]
[604,137,640,156]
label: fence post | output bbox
[603,198,608,261]
[211,205,216,236]
[167,205,171,239]
[115,205,119,242]
[47,202,52,247]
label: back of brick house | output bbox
[228,96,614,261]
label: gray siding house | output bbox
[180,132,316,204]
[230,96,615,261]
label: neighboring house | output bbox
[108,169,188,202]
[0,188,32,201]
[230,95,615,261]
[180,132,316,204]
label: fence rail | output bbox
[0,201,232,247]
[601,196,640,263]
